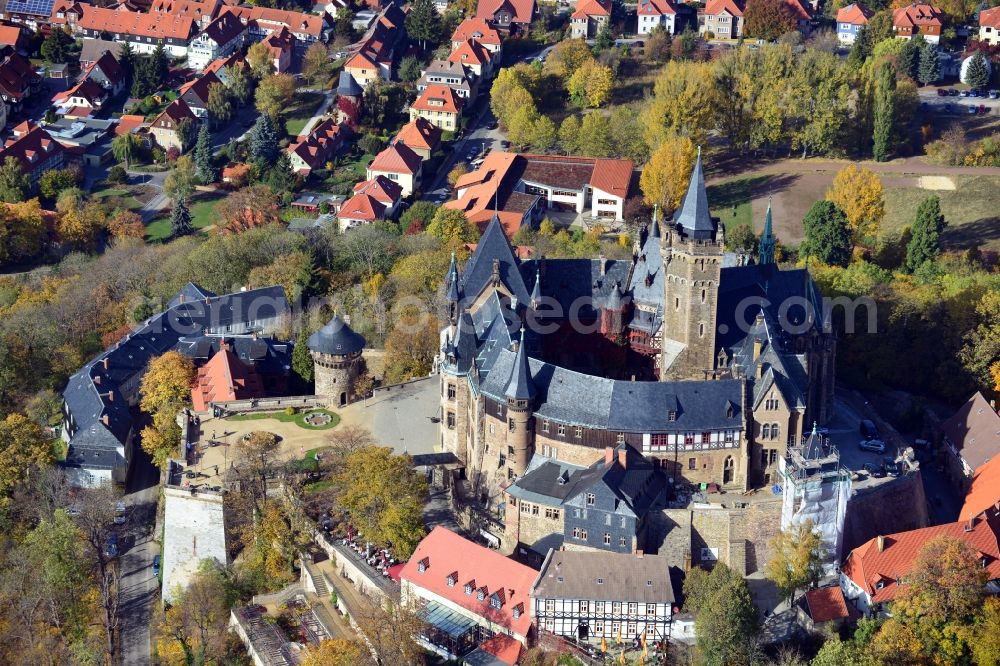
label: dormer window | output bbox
[512,603,522,619]
[586,493,595,506]
[464,582,473,595]
[876,580,885,590]
[477,587,487,601]
[417,557,429,573]
[490,592,502,609]
[668,411,677,422]
[447,572,457,587]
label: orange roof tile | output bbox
[479,635,522,666]
[116,114,146,135]
[451,18,502,46]
[842,510,1000,605]
[572,0,611,19]
[982,6,1000,29]
[836,2,870,24]
[222,5,329,38]
[394,116,442,153]
[78,6,198,40]
[961,455,1000,521]
[448,39,492,67]
[191,346,265,412]
[637,0,676,16]
[411,84,463,115]
[400,527,537,637]
[0,25,23,47]
[704,0,744,17]
[353,175,402,204]
[590,157,634,198]
[476,0,535,24]
[892,3,942,29]
[369,141,422,175]
[804,586,851,623]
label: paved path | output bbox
[337,378,440,456]
[127,168,170,222]
[296,89,336,137]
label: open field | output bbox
[144,192,225,242]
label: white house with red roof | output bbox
[571,0,611,39]
[187,10,247,70]
[409,84,464,131]
[400,526,538,665]
[637,0,679,35]
[287,117,344,176]
[979,6,1000,45]
[451,18,503,56]
[366,140,423,196]
[840,507,1000,615]
[836,2,870,43]
[0,123,66,190]
[476,0,536,32]
[338,175,402,230]
[448,39,496,80]
[83,51,126,96]
[700,0,744,39]
[394,116,442,160]
[892,2,943,43]
[52,78,108,117]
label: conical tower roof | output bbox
[504,329,536,401]
[446,251,462,302]
[307,314,366,355]
[759,196,776,266]
[337,71,363,98]
[529,266,542,308]
[673,147,715,240]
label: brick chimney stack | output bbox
[605,447,614,464]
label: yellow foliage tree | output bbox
[568,59,614,108]
[507,104,540,149]
[0,198,46,265]
[300,639,368,666]
[639,133,697,214]
[57,201,104,251]
[826,164,884,243]
[255,73,296,119]
[640,60,718,149]
[383,313,440,384]
[0,412,54,510]
[247,41,274,79]
[426,207,479,245]
[869,619,925,665]
[140,409,182,469]
[544,38,595,81]
[107,210,146,240]
[140,351,195,414]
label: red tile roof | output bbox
[353,174,402,204]
[153,98,197,127]
[394,117,442,153]
[590,157,634,198]
[87,51,125,87]
[149,0,221,22]
[476,0,535,24]
[0,125,65,172]
[941,392,1000,472]
[116,114,147,135]
[369,141,422,175]
[78,6,198,40]
[340,176,403,221]
[784,0,812,20]
[837,2,870,24]
[804,586,851,623]
[53,78,107,106]
[704,0,744,17]
[180,70,223,106]
[411,84,463,115]
[287,117,343,173]
[479,635,522,666]
[191,346,266,412]
[842,510,1000,605]
[982,6,1000,29]
[961,455,1000,522]
[451,18,503,47]
[222,5,330,38]
[573,0,611,19]
[205,52,249,76]
[264,25,296,56]
[400,527,537,638]
[892,2,942,29]
[0,25,24,47]
[448,39,493,67]
[637,0,676,17]
[203,10,246,45]
[0,50,39,101]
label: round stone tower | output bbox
[307,314,366,407]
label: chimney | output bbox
[539,255,546,279]
[877,535,885,552]
[753,337,762,362]
[618,447,627,469]
[101,414,110,426]
[102,357,109,370]
[683,552,692,571]
[635,549,644,558]
[966,517,976,532]
[605,446,614,464]
[94,375,101,385]
[105,391,113,402]
[598,252,606,276]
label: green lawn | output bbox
[144,192,225,242]
[323,151,375,196]
[226,408,341,431]
[93,186,143,213]
[304,479,335,493]
[285,92,327,137]
[881,175,1000,251]
[708,177,755,235]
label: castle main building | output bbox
[438,156,835,519]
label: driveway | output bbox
[421,100,505,203]
[127,168,170,222]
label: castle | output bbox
[437,155,836,523]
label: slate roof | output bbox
[504,331,536,400]
[941,392,1000,471]
[307,314,365,355]
[506,455,587,505]
[672,150,715,240]
[460,215,530,305]
[533,549,675,604]
[175,333,292,376]
[337,70,363,97]
[169,282,216,308]
[520,258,629,321]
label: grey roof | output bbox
[506,455,587,505]
[461,216,529,305]
[168,282,216,309]
[562,445,665,519]
[337,70,363,97]
[504,331,536,401]
[80,39,121,66]
[801,422,824,460]
[528,266,541,307]
[532,550,675,604]
[629,224,663,310]
[307,314,365,355]
[175,334,292,376]
[446,251,462,302]
[672,150,715,240]
[605,281,624,310]
[520,258,630,321]
[758,198,776,266]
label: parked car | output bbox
[949,89,959,96]
[860,419,879,440]
[979,104,989,114]
[970,89,980,97]
[990,90,999,99]
[960,90,969,97]
[968,105,978,114]
[152,554,160,577]
[883,457,900,476]
[113,500,126,525]
[859,439,887,454]
[944,103,954,113]
[487,121,498,130]
[863,462,886,478]
[937,88,949,96]
[104,533,119,558]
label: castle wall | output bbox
[842,472,929,556]
[312,350,360,406]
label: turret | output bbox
[445,251,462,323]
[529,266,542,311]
[504,328,536,479]
[308,314,365,407]
[600,281,626,340]
[758,197,776,266]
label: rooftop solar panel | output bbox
[6,0,55,15]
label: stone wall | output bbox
[842,471,929,555]
[687,499,782,575]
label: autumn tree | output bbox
[302,42,332,86]
[743,0,799,41]
[0,155,30,203]
[639,133,696,214]
[155,559,232,665]
[383,313,440,384]
[576,111,613,157]
[826,164,884,243]
[255,73,296,119]
[247,249,314,301]
[905,195,946,272]
[206,82,233,127]
[0,413,53,511]
[164,154,197,202]
[334,446,428,558]
[354,597,427,666]
[765,520,824,605]
[0,198,47,266]
[872,61,896,162]
[224,64,252,106]
[567,59,613,108]
[559,115,580,153]
[107,210,145,240]
[802,200,852,267]
[426,207,479,245]
[57,200,105,251]
[971,597,1000,666]
[684,562,760,666]
[217,184,282,233]
[112,132,142,168]
[140,351,195,414]
[234,431,282,514]
[544,39,594,80]
[247,41,274,79]
[640,60,717,148]
[447,163,468,186]
[300,639,369,666]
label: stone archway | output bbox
[723,456,734,485]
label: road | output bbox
[127,168,170,222]
[119,443,161,666]
[420,102,504,203]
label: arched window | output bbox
[772,423,781,441]
[699,323,705,337]
[762,424,771,439]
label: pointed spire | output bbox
[758,196,776,266]
[446,251,462,302]
[505,327,536,401]
[529,265,542,309]
[606,280,623,311]
[649,205,660,239]
[674,146,715,240]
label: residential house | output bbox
[400,526,537,665]
[187,10,246,70]
[840,508,1000,615]
[61,284,289,487]
[476,0,535,32]
[961,454,1000,522]
[979,6,1000,45]
[148,0,222,29]
[0,122,66,189]
[343,2,406,87]
[286,117,344,176]
[79,40,121,69]
[797,586,856,632]
[150,98,198,151]
[785,0,812,31]
[447,152,634,230]
[49,0,84,31]
[836,2,870,43]
[700,0,744,39]
[84,51,126,97]
[178,71,223,119]
[451,18,503,57]
[941,392,1000,492]
[204,52,250,82]
[448,38,496,79]
[366,140,423,197]
[531,549,674,646]
[892,2,942,43]
[75,8,198,57]
[0,0,57,30]
[0,98,8,130]
[417,59,478,100]
[0,47,40,114]
[637,0,679,35]
[189,344,266,412]
[262,25,295,73]
[0,25,27,51]
[52,78,108,117]
[409,84,463,131]
[571,0,611,40]
[394,116,441,160]
[221,6,333,51]
[337,175,402,230]
[115,114,147,137]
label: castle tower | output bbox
[661,149,725,381]
[504,328,536,480]
[759,197,776,266]
[308,314,365,408]
[600,281,626,341]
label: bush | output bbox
[284,406,297,416]
[704,31,715,40]
[107,165,128,184]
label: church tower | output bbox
[660,150,725,381]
